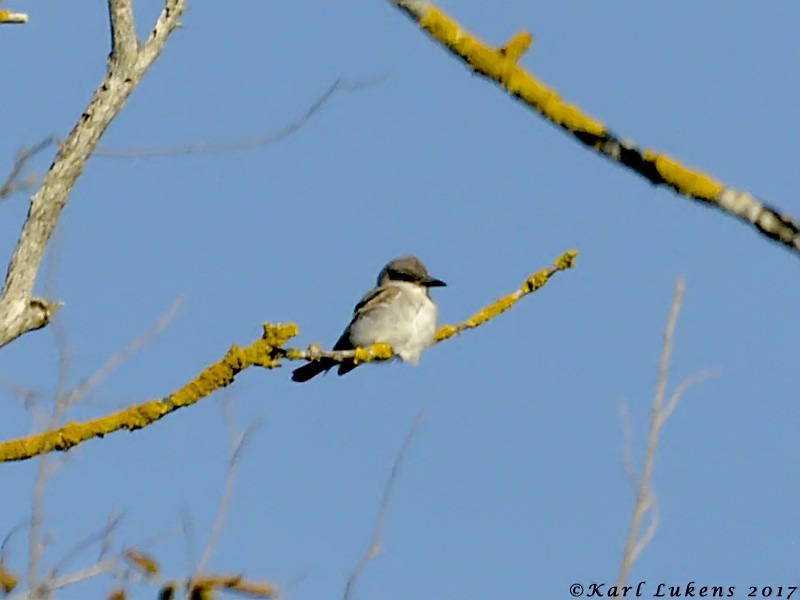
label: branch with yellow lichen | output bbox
[161,575,277,599]
[121,549,278,599]
[0,250,577,463]
[0,9,28,23]
[0,562,16,595]
[386,0,800,257]
[0,548,278,598]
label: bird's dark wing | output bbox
[295,285,403,381]
[333,285,402,373]
[351,285,402,319]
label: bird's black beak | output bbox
[424,277,447,287]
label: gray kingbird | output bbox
[292,256,446,382]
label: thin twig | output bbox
[181,509,197,576]
[659,370,719,427]
[618,400,636,489]
[93,77,382,158]
[26,317,72,593]
[616,279,716,585]
[616,279,685,587]
[99,511,122,563]
[194,403,258,578]
[49,513,123,580]
[25,296,180,593]
[61,296,183,410]
[0,521,26,562]
[9,558,117,600]
[0,137,57,201]
[344,412,425,600]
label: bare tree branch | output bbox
[616,279,716,586]
[61,296,183,411]
[659,370,719,427]
[48,514,123,583]
[616,279,684,587]
[27,455,54,594]
[10,558,117,600]
[139,0,184,68]
[180,510,197,576]
[107,0,139,70]
[618,400,637,489]
[0,0,186,350]
[194,404,258,579]
[27,306,74,595]
[344,412,424,600]
[99,512,122,563]
[23,294,179,594]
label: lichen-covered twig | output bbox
[0,9,28,23]
[386,1,800,257]
[161,574,278,599]
[0,250,577,463]
[0,0,185,350]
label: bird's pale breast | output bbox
[348,281,437,365]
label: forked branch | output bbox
[616,279,716,585]
[0,0,185,350]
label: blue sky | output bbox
[2,1,799,598]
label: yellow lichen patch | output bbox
[262,322,299,346]
[523,270,550,293]
[434,324,459,343]
[433,250,578,345]
[555,250,578,270]
[352,342,394,365]
[170,359,235,405]
[419,7,606,137]
[192,574,278,597]
[370,342,394,360]
[0,562,18,594]
[124,549,160,578]
[242,338,279,369]
[642,150,724,201]
[352,346,372,365]
[466,295,518,328]
[0,325,300,462]
[284,348,306,361]
[187,581,214,600]
[500,30,533,63]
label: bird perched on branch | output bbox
[292,256,446,382]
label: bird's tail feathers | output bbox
[291,359,335,383]
[337,360,358,377]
